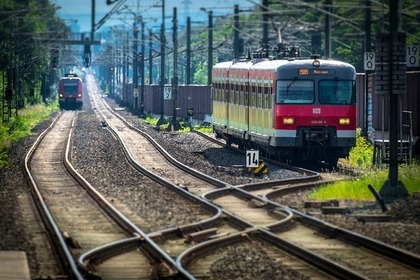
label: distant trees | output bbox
[0,0,69,120]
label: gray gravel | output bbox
[0,90,419,278]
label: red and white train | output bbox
[212,53,357,166]
[58,73,83,108]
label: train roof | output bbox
[59,75,82,81]
[213,57,355,72]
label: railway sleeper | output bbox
[186,227,218,244]
[248,198,267,208]
[321,206,350,215]
[303,199,340,208]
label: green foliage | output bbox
[193,63,208,85]
[0,127,10,167]
[333,46,362,72]
[142,115,159,126]
[311,128,420,201]
[309,165,420,201]
[0,103,58,168]
[194,125,213,133]
[341,130,374,169]
[0,0,70,113]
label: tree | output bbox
[0,0,69,117]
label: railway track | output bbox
[24,110,193,279]
[15,72,415,279]
[85,74,420,279]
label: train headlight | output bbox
[339,118,350,125]
[282,117,295,125]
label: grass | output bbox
[0,102,59,168]
[309,130,420,200]
[141,115,213,133]
[308,165,420,200]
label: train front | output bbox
[58,73,83,108]
[273,58,356,166]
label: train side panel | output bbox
[227,62,252,139]
[212,62,232,134]
[248,60,282,143]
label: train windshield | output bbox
[276,79,314,104]
[319,80,355,104]
[63,81,79,93]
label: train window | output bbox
[276,79,314,104]
[262,93,267,109]
[63,81,79,93]
[268,86,273,109]
[250,92,256,107]
[319,80,355,104]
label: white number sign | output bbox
[246,150,259,168]
[164,86,172,100]
[407,46,419,67]
[364,52,375,71]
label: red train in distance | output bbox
[212,53,357,167]
[58,73,83,108]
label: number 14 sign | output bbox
[246,150,259,168]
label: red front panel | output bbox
[274,104,356,130]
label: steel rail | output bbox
[65,118,192,278]
[23,111,84,279]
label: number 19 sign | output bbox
[364,52,375,71]
[246,150,259,168]
[407,46,419,67]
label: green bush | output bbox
[342,130,374,169]
[310,129,420,201]
[0,103,58,168]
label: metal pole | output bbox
[91,0,95,42]
[122,32,127,102]
[324,0,332,58]
[234,5,239,60]
[149,30,153,85]
[140,18,145,117]
[186,17,191,85]
[262,0,268,48]
[208,10,213,85]
[388,0,398,187]
[172,7,179,128]
[158,0,166,125]
[363,0,371,137]
[133,17,138,110]
[379,0,408,201]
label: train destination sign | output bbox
[298,69,335,75]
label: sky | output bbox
[52,0,257,33]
